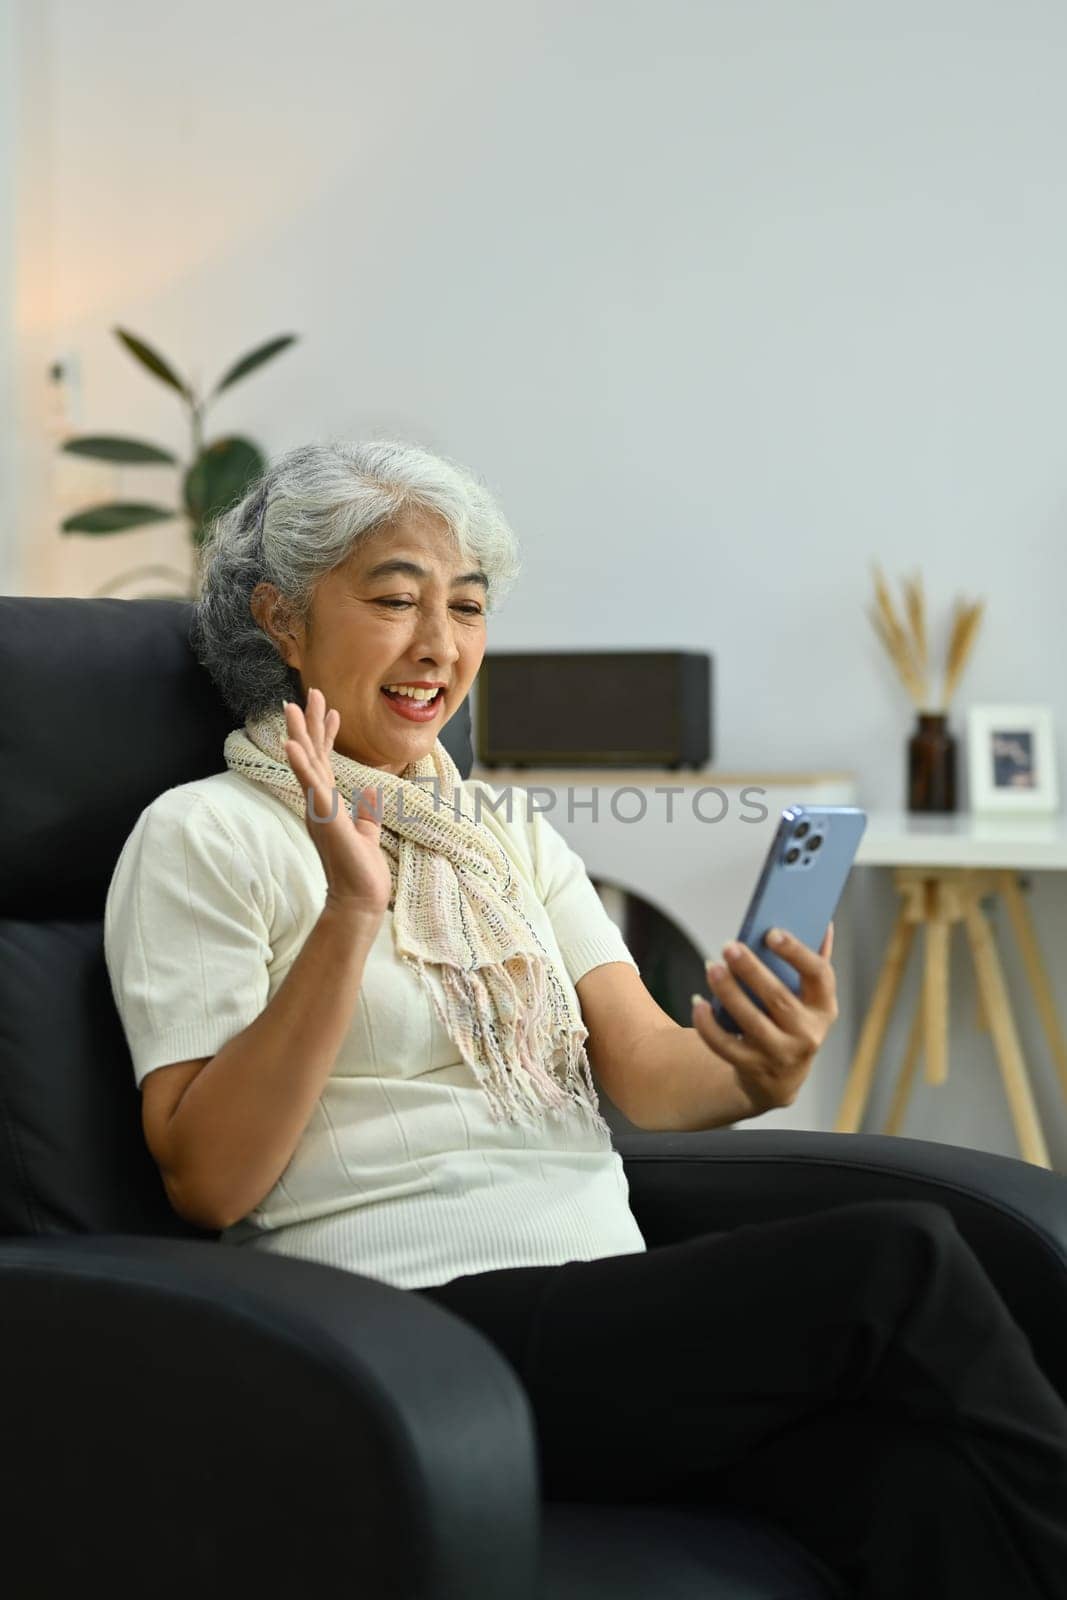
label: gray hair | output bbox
[190,437,522,723]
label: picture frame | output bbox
[966,704,1059,814]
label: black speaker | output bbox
[474,650,712,770]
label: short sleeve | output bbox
[529,804,639,987]
[104,791,273,1089]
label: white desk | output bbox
[841,810,1067,1167]
[857,810,1067,870]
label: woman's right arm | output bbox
[141,688,392,1231]
[146,900,383,1230]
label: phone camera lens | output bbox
[786,846,801,864]
[794,821,810,839]
[808,835,823,852]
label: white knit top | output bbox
[103,769,648,1290]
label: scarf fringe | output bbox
[412,952,609,1132]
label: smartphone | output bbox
[710,805,867,1035]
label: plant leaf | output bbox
[113,328,191,398]
[60,434,179,465]
[210,334,298,398]
[183,436,265,539]
[61,502,177,534]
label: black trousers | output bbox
[414,1199,1067,1599]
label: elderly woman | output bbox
[104,439,1067,1600]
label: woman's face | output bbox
[251,509,488,775]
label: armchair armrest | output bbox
[0,1234,540,1600]
[617,1128,1067,1404]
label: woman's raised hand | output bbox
[282,687,393,922]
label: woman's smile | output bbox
[379,683,446,722]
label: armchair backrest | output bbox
[0,597,473,1240]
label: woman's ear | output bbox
[252,584,299,658]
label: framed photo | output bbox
[967,704,1059,814]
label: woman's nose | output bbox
[413,609,461,659]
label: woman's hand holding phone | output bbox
[690,922,838,1115]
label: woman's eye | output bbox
[375,599,482,615]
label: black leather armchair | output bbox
[2,595,1065,1599]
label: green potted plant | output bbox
[59,326,297,598]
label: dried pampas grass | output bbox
[868,565,983,712]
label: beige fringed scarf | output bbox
[223,706,609,1134]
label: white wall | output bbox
[10,0,1067,1162]
[0,0,17,593]
[7,0,54,599]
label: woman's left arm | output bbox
[577,923,837,1132]
[574,971,758,1132]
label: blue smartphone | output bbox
[710,805,867,1035]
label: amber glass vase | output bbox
[907,711,957,813]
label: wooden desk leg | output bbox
[998,869,1067,1104]
[835,906,916,1133]
[962,894,1052,1169]
[884,992,924,1135]
[923,877,950,1086]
